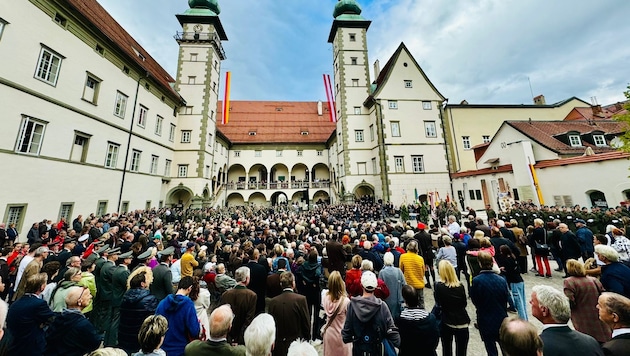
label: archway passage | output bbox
[166,186,194,208]
[313,190,330,205]
[589,190,608,209]
[354,184,375,200]
[248,192,267,206]
[271,191,289,206]
[226,192,245,207]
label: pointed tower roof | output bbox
[328,0,371,42]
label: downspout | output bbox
[374,100,390,202]
[439,99,455,201]
[117,72,147,212]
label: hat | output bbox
[137,249,152,260]
[78,234,89,242]
[108,247,121,255]
[85,253,99,265]
[119,251,133,259]
[417,222,427,230]
[575,219,586,224]
[95,244,110,254]
[158,246,175,257]
[186,242,196,249]
[361,271,378,291]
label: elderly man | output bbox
[499,316,543,356]
[13,246,48,300]
[185,304,246,356]
[575,219,595,260]
[244,313,276,356]
[595,244,630,298]
[598,292,630,355]
[530,285,602,356]
[268,272,311,356]
[45,286,102,356]
[215,262,237,292]
[220,266,257,345]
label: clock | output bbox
[193,24,203,33]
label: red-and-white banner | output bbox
[323,74,337,123]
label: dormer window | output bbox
[248,131,256,136]
[569,134,582,147]
[301,131,309,135]
[593,134,606,147]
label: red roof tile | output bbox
[216,101,337,144]
[66,0,180,101]
[450,164,514,178]
[534,151,630,168]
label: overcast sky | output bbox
[99,0,630,106]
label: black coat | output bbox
[246,260,268,314]
[45,310,101,356]
[118,288,159,353]
[396,309,440,356]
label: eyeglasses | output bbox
[77,287,88,304]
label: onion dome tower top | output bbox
[333,0,362,18]
[186,0,220,16]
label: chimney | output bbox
[533,94,546,105]
[317,101,323,116]
[373,60,380,79]
[592,105,602,117]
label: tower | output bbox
[171,0,228,207]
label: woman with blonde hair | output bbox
[321,271,351,356]
[434,260,470,356]
[563,259,611,343]
[344,254,363,292]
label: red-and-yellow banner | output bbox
[222,71,231,125]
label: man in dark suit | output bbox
[266,258,287,299]
[245,248,267,314]
[268,271,310,356]
[326,234,346,277]
[531,285,603,356]
[599,292,630,356]
[220,266,257,345]
[151,246,175,301]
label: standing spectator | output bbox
[49,266,82,311]
[532,218,552,278]
[399,240,426,308]
[6,223,19,247]
[470,251,509,356]
[220,266,257,345]
[6,273,55,355]
[267,258,288,298]
[0,224,6,248]
[499,245,527,320]
[447,216,461,237]
[498,317,543,356]
[26,222,41,245]
[215,262,237,292]
[268,271,310,356]
[415,223,436,289]
[184,304,246,356]
[341,271,400,355]
[245,248,268,315]
[244,313,276,356]
[436,236,458,269]
[531,285,603,356]
[396,284,439,356]
[595,244,630,298]
[45,286,102,356]
[320,271,351,356]
[133,315,169,356]
[180,242,199,278]
[118,270,159,354]
[156,276,201,356]
[563,259,611,343]
[434,260,470,356]
[598,292,630,355]
[451,234,470,289]
[13,245,48,300]
[326,234,347,277]
[559,223,582,277]
[296,249,323,340]
[150,246,174,302]
[106,250,133,346]
[361,241,383,272]
[379,251,406,320]
[509,219,529,274]
[191,274,211,340]
[345,255,363,292]
[575,219,595,260]
[0,275,7,341]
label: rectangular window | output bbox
[255,150,262,157]
[4,206,25,232]
[370,125,374,141]
[234,151,240,157]
[190,53,197,61]
[475,190,482,200]
[205,165,210,178]
[469,190,476,200]
[391,121,401,137]
[104,142,119,168]
[404,80,413,88]
[352,79,359,87]
[412,155,424,173]
[184,106,193,115]
[482,135,490,143]
[178,165,188,178]
[351,57,357,65]
[121,202,129,213]
[462,136,471,150]
[569,135,582,147]
[388,100,398,109]
[424,121,437,138]
[164,159,172,177]
[355,130,364,142]
[114,91,128,118]
[130,150,141,172]
[317,150,323,156]
[54,13,67,27]
[0,18,7,41]
[354,107,361,115]
[207,133,212,146]
[422,101,432,110]
[15,116,46,155]
[297,150,303,157]
[187,76,196,84]
[357,162,367,175]
[181,130,191,143]
[71,132,89,163]
[137,105,148,128]
[394,156,404,172]
[58,203,73,221]
[150,155,159,174]
[155,115,163,136]
[372,157,377,174]
[276,150,283,157]
[35,46,63,86]
[96,201,107,217]
[349,33,356,41]
[593,134,606,147]
[169,124,176,142]
[82,74,101,104]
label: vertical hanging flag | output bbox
[222,71,231,125]
[323,74,337,123]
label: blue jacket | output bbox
[470,271,509,337]
[7,294,56,355]
[600,262,630,298]
[575,226,595,253]
[156,294,200,356]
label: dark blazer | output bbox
[246,260,268,314]
[326,240,347,273]
[151,262,174,301]
[602,332,630,356]
[540,325,603,356]
[7,294,56,355]
[220,286,257,345]
[266,271,284,298]
[268,290,310,356]
[470,271,509,338]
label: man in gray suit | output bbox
[150,246,175,301]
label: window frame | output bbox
[82,73,101,104]
[150,155,159,175]
[569,134,582,147]
[424,121,437,138]
[391,121,401,137]
[104,142,120,168]
[181,130,192,143]
[96,201,108,217]
[394,156,404,173]
[164,159,172,177]
[388,100,398,109]
[34,46,63,86]
[422,101,432,110]
[317,150,323,156]
[593,134,606,147]
[297,150,303,157]
[130,150,141,172]
[462,136,471,150]
[354,107,361,115]
[276,150,283,157]
[349,33,356,41]
[155,115,163,136]
[3,205,27,234]
[169,124,176,142]
[113,91,128,118]
[58,203,73,221]
[137,105,148,128]
[404,80,413,88]
[482,135,491,143]
[412,155,425,173]
[178,164,188,178]
[15,116,47,156]
[234,151,241,157]
[0,18,7,41]
[255,150,262,157]
[369,125,374,141]
[355,129,364,142]
[351,57,357,65]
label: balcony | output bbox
[225,180,331,191]
[174,31,226,60]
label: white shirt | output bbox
[14,255,34,291]
[612,327,630,338]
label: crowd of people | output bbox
[0,198,629,355]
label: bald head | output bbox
[499,317,543,356]
[65,286,85,309]
[210,305,234,338]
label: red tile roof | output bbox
[66,0,180,101]
[450,164,514,178]
[507,120,628,155]
[216,101,337,144]
[534,151,630,168]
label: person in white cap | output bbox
[342,270,400,355]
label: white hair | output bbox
[244,313,276,356]
[361,260,374,271]
[532,285,571,323]
[497,220,505,228]
[383,252,394,266]
[287,339,318,356]
[595,244,619,262]
[235,266,250,283]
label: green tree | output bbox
[614,84,630,152]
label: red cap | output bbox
[417,222,427,230]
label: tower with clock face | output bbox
[172,0,228,206]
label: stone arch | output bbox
[248,192,268,206]
[312,190,330,204]
[166,184,194,208]
[310,163,330,183]
[226,192,245,206]
[586,189,608,209]
[353,182,375,199]
[271,191,289,206]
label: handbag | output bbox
[535,233,550,255]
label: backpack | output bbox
[353,312,384,355]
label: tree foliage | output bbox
[614,84,630,152]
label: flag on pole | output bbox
[323,74,337,123]
[222,71,231,125]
